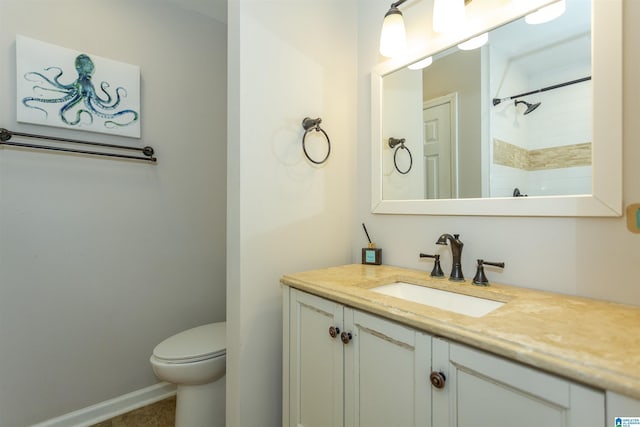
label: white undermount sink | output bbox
[370,282,504,318]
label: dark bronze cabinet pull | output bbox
[329,326,340,338]
[340,331,352,344]
[430,371,446,389]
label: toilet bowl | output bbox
[150,322,226,427]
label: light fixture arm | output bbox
[390,0,408,9]
[384,0,408,19]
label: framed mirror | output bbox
[371,0,621,216]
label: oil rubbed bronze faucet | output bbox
[436,233,464,281]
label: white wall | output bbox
[227,0,357,425]
[0,1,227,425]
[382,68,424,200]
[357,0,640,304]
[491,45,529,149]
[527,63,592,151]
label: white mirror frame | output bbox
[371,0,622,217]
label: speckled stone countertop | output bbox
[281,264,640,400]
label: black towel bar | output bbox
[0,128,156,162]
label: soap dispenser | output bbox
[361,223,382,265]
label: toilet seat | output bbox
[153,322,226,364]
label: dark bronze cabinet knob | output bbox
[430,371,446,389]
[329,326,340,338]
[340,331,352,344]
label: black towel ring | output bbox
[389,137,412,174]
[302,117,331,165]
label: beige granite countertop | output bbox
[281,264,640,400]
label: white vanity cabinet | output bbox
[283,288,431,427]
[607,392,640,427]
[284,288,613,427]
[431,338,605,427]
[344,306,431,427]
[284,288,344,427]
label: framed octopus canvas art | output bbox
[16,35,141,138]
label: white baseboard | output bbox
[31,382,177,427]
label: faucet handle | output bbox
[472,259,505,286]
[419,253,444,278]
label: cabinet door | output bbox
[344,308,431,427]
[288,289,344,427]
[432,338,605,427]
[606,392,640,427]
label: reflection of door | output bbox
[423,94,458,199]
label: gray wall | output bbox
[0,1,227,425]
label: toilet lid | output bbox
[153,322,226,363]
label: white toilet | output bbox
[150,322,226,427]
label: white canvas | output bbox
[16,35,141,138]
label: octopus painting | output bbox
[16,36,140,137]
[22,53,139,130]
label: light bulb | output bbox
[523,0,566,24]
[408,56,433,70]
[458,33,488,50]
[380,8,407,58]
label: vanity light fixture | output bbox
[408,56,433,70]
[432,0,466,34]
[457,32,488,50]
[516,0,566,25]
[380,0,408,58]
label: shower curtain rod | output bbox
[0,128,156,162]
[492,76,591,106]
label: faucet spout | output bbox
[436,233,464,281]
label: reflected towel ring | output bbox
[388,137,412,174]
[302,117,331,165]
